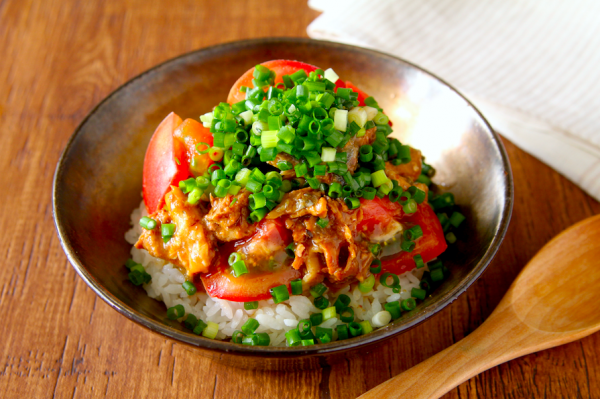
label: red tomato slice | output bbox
[359,197,447,275]
[200,219,300,302]
[227,59,346,104]
[173,118,214,177]
[143,112,189,214]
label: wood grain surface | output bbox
[0,1,598,398]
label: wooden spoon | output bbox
[360,214,600,399]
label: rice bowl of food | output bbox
[53,38,512,368]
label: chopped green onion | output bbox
[431,268,445,282]
[384,301,401,319]
[414,254,425,269]
[316,218,329,228]
[324,68,339,83]
[316,327,333,343]
[408,186,426,204]
[277,160,293,171]
[437,213,451,231]
[161,223,176,242]
[416,174,431,186]
[202,321,219,339]
[261,130,279,148]
[340,307,355,323]
[167,304,185,320]
[285,243,296,258]
[232,330,245,344]
[322,306,337,321]
[209,147,224,162]
[370,259,383,274]
[321,147,336,162]
[254,332,270,346]
[371,170,389,187]
[397,145,411,163]
[403,199,418,214]
[449,211,466,228]
[244,301,258,310]
[348,321,362,337]
[290,279,303,295]
[362,187,376,200]
[214,179,231,197]
[231,260,248,277]
[227,252,242,266]
[369,243,382,257]
[358,274,375,293]
[182,281,197,296]
[334,294,351,313]
[328,182,342,198]
[400,240,416,252]
[249,192,267,210]
[446,232,457,244]
[140,216,157,230]
[298,319,312,335]
[193,320,208,335]
[310,312,323,326]
[325,130,344,147]
[125,259,138,269]
[337,324,349,340]
[128,269,151,286]
[411,287,427,300]
[183,314,198,330]
[314,296,329,310]
[245,178,262,193]
[401,298,417,311]
[235,168,252,186]
[242,318,260,335]
[359,320,373,335]
[285,329,302,347]
[344,197,360,210]
[359,145,373,162]
[270,284,290,303]
[302,339,315,346]
[380,272,400,292]
[314,164,327,176]
[294,162,308,177]
[310,283,327,297]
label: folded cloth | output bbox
[307,0,600,201]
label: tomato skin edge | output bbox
[142,112,189,214]
[359,198,447,276]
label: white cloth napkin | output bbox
[307,0,600,201]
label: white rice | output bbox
[126,201,426,346]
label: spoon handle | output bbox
[358,302,544,399]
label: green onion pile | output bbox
[176,64,428,222]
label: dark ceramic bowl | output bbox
[53,38,512,370]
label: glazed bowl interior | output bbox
[53,38,512,361]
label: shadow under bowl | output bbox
[53,37,513,370]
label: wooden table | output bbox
[1,1,598,397]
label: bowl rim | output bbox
[53,37,513,357]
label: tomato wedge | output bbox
[200,219,300,302]
[142,112,189,214]
[227,59,346,104]
[172,118,214,177]
[359,197,447,275]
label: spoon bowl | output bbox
[361,214,600,399]
[511,215,600,332]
